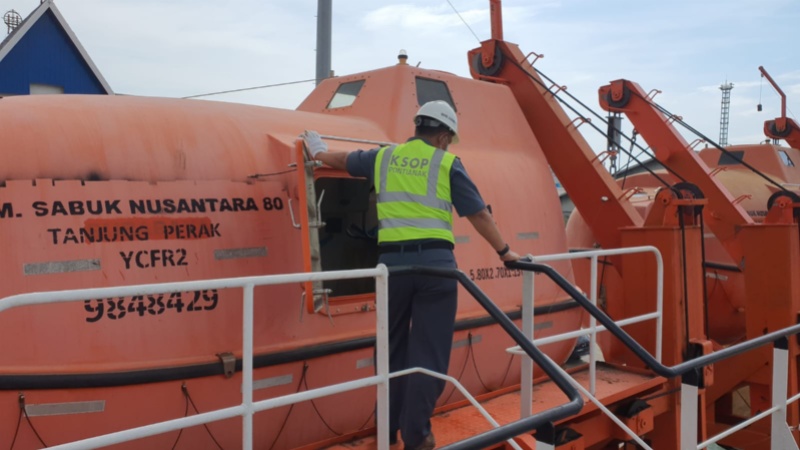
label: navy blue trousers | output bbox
[379,248,458,448]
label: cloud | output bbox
[0,0,796,145]
[362,4,487,32]
[780,71,800,81]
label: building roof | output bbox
[613,157,663,179]
[0,0,112,94]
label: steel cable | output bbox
[529,65,686,184]
[7,402,23,450]
[183,386,225,450]
[267,363,307,450]
[170,384,191,450]
[628,88,790,193]
[508,58,684,186]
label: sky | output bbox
[2,0,799,161]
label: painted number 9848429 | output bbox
[84,289,218,323]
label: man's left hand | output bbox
[302,130,328,158]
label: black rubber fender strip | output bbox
[0,300,580,390]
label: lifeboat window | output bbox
[779,150,795,167]
[315,177,379,296]
[327,80,365,109]
[415,77,456,110]
[718,150,745,166]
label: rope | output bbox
[468,333,492,392]
[678,211,691,352]
[248,168,297,178]
[182,79,316,99]
[699,213,710,338]
[526,62,686,184]
[268,363,308,450]
[304,371,345,436]
[183,386,225,450]
[442,341,474,404]
[8,399,23,450]
[13,394,48,448]
[619,130,641,189]
[170,384,191,450]
[441,332,514,404]
[445,0,481,42]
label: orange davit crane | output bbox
[760,65,800,149]
[469,1,643,256]
[595,78,800,446]
[467,3,716,447]
[598,79,753,269]
[468,2,800,448]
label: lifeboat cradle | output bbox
[5,245,800,450]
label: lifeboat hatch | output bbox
[315,177,379,297]
[295,141,380,314]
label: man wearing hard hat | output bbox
[303,100,519,450]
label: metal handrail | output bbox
[389,266,584,450]
[510,245,662,408]
[506,260,800,379]
[3,267,392,450]
[1,264,582,450]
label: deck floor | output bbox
[324,363,662,449]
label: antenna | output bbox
[719,82,734,147]
[3,10,22,34]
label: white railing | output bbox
[507,246,663,447]
[3,266,522,450]
[686,344,800,450]
[2,267,389,450]
[508,246,663,410]
[509,247,800,449]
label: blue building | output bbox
[0,0,112,96]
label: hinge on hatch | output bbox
[300,288,334,325]
[216,352,236,379]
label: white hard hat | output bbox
[415,100,459,144]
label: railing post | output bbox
[242,284,255,450]
[655,249,663,363]
[589,255,598,396]
[520,270,535,418]
[771,338,799,449]
[680,370,700,450]
[375,265,390,450]
[534,423,556,450]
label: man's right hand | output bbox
[302,130,328,158]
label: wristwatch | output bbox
[497,244,510,257]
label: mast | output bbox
[315,0,332,85]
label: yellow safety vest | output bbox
[374,139,456,244]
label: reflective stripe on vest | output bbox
[374,140,456,244]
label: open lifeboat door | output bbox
[295,140,326,313]
[295,138,381,316]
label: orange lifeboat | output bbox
[0,60,583,448]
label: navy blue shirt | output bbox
[345,138,486,217]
